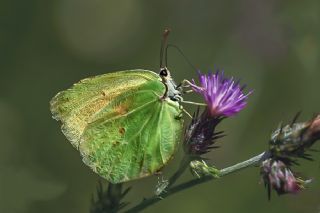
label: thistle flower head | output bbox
[260,159,308,198]
[192,70,252,117]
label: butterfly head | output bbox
[159,67,172,80]
[159,67,182,101]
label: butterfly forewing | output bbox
[50,70,160,147]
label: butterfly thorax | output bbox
[159,67,182,101]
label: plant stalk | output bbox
[124,151,267,213]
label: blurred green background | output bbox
[1,0,320,212]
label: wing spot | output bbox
[112,141,121,147]
[119,127,126,135]
[114,103,129,115]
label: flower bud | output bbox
[260,159,309,198]
[270,115,320,159]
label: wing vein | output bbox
[90,97,158,125]
[122,103,158,179]
[157,103,165,164]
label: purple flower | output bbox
[191,70,252,117]
[260,159,308,198]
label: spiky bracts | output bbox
[270,114,320,160]
[184,108,224,155]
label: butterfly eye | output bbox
[159,68,168,77]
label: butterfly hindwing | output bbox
[80,80,183,183]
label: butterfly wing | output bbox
[50,69,183,183]
[50,70,159,147]
[80,86,183,183]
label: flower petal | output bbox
[191,70,252,117]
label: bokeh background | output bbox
[1,0,320,212]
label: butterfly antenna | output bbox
[160,28,171,68]
[165,43,198,71]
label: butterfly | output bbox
[50,29,185,183]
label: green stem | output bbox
[124,151,266,213]
[219,152,266,176]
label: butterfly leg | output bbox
[177,79,192,88]
[179,79,203,90]
[176,80,197,95]
[175,107,184,119]
[175,103,192,119]
[183,89,194,94]
[182,108,192,119]
[181,100,207,106]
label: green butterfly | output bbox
[50,31,185,183]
